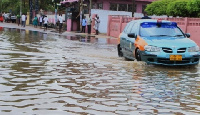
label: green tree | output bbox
[145,0,200,18]
[187,0,200,17]
[145,0,174,15]
[166,0,189,17]
[1,0,62,14]
[1,0,21,14]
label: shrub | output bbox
[145,0,200,17]
[187,0,200,17]
[145,0,175,15]
[166,0,189,17]
[63,23,67,31]
[47,23,55,28]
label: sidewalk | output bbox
[0,22,116,39]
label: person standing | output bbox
[58,14,63,34]
[2,12,5,22]
[82,16,87,33]
[94,15,100,35]
[43,16,48,31]
[141,12,151,19]
[33,16,38,28]
[21,13,26,27]
[87,14,92,34]
[16,14,21,26]
[39,15,43,28]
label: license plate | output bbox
[170,55,182,61]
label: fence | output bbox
[107,16,200,46]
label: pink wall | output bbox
[94,0,154,13]
[67,19,72,31]
[107,16,200,46]
[72,21,78,31]
[67,19,78,31]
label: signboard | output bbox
[60,0,79,4]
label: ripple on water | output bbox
[0,29,200,114]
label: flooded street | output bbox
[0,28,200,115]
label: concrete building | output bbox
[60,0,155,33]
[61,0,154,13]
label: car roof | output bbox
[129,19,172,24]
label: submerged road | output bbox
[0,23,199,115]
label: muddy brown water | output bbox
[0,28,199,115]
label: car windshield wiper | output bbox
[150,35,169,37]
[172,35,184,37]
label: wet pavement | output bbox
[0,27,200,115]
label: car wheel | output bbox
[136,49,141,61]
[118,44,123,57]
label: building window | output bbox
[118,4,127,11]
[110,3,136,12]
[128,4,136,12]
[97,3,103,9]
[110,3,118,11]
[92,3,96,9]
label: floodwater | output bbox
[0,27,199,115]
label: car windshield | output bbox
[139,22,184,37]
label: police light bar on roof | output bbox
[141,22,177,28]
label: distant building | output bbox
[61,0,155,14]
[60,0,155,32]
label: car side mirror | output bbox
[185,33,190,38]
[128,33,136,38]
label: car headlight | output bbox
[144,45,161,52]
[188,46,199,52]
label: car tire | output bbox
[136,49,141,61]
[118,44,123,57]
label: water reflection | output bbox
[0,27,3,31]
[0,27,199,114]
[65,35,118,45]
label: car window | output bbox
[123,23,130,33]
[130,22,138,34]
[126,22,135,33]
[139,22,184,37]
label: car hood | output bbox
[143,37,197,47]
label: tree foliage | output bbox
[145,0,200,17]
[186,0,200,17]
[145,0,174,16]
[0,0,62,15]
[166,0,189,17]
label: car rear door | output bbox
[120,22,130,51]
[120,22,133,56]
[126,22,138,59]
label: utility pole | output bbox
[29,0,33,23]
[132,0,135,17]
[89,0,92,14]
[80,0,83,31]
[20,0,22,15]
[54,0,58,24]
[35,0,38,14]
